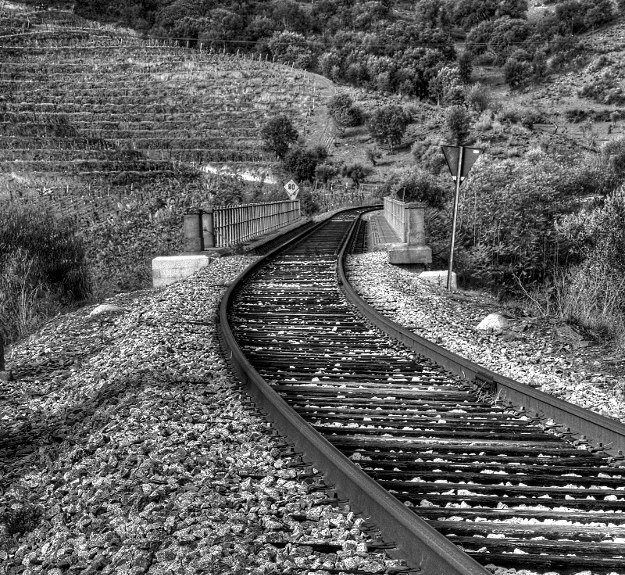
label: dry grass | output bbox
[554,262,625,345]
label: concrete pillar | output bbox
[404,202,427,245]
[388,201,432,265]
[183,212,203,252]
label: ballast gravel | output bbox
[0,256,409,575]
[346,252,625,423]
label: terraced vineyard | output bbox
[0,4,336,296]
[0,4,332,220]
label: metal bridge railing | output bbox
[205,200,302,248]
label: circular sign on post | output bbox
[284,179,300,200]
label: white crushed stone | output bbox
[346,252,625,423]
[1,255,407,575]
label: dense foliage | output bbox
[0,206,90,342]
[387,169,447,209]
[282,146,328,182]
[367,105,411,149]
[76,0,617,96]
[454,143,624,300]
[261,115,298,159]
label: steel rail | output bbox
[338,210,625,458]
[218,207,489,575]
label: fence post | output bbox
[202,208,216,248]
[183,210,204,252]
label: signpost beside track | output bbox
[441,145,482,290]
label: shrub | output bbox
[314,162,338,184]
[261,115,298,159]
[1,504,42,536]
[342,163,372,187]
[0,205,89,342]
[267,30,316,69]
[283,146,328,182]
[555,189,625,340]
[455,150,623,294]
[445,105,471,145]
[458,51,473,83]
[366,146,381,166]
[367,105,411,150]
[297,188,320,216]
[327,94,366,132]
[601,137,625,181]
[504,57,531,88]
[466,83,491,112]
[390,169,446,209]
[428,66,462,105]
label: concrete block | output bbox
[388,243,432,265]
[419,270,457,290]
[152,255,211,288]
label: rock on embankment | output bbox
[1,256,408,575]
[346,252,625,423]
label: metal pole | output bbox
[447,146,464,290]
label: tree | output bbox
[199,9,245,47]
[391,168,446,208]
[367,105,411,150]
[458,51,473,84]
[267,31,316,69]
[428,66,462,105]
[466,83,491,112]
[504,57,531,89]
[342,163,372,187]
[328,94,365,134]
[315,162,338,185]
[446,105,471,145]
[261,116,298,159]
[283,146,328,182]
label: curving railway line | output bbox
[218,208,625,575]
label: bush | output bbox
[555,189,625,340]
[297,188,320,216]
[0,205,89,342]
[458,51,473,83]
[267,30,316,69]
[282,146,328,182]
[389,168,447,209]
[314,162,338,184]
[428,66,462,105]
[328,94,366,132]
[445,105,471,145]
[342,163,372,187]
[454,150,623,294]
[367,105,411,150]
[601,137,625,181]
[504,57,531,88]
[261,115,298,159]
[1,504,42,536]
[466,83,491,112]
[496,105,543,127]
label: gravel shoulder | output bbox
[1,256,408,575]
[346,252,625,424]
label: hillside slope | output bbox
[0,3,336,206]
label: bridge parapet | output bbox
[383,197,432,265]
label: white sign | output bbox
[284,179,299,200]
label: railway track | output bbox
[219,208,625,575]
